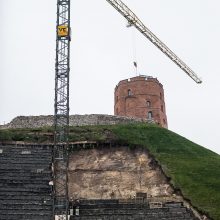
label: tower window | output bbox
[116,96,119,102]
[128,89,132,96]
[160,93,162,99]
[147,111,153,119]
[147,101,151,107]
[161,105,164,112]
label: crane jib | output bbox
[106,0,202,84]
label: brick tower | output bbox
[114,75,168,128]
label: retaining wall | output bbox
[0,114,150,129]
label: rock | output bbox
[67,147,173,200]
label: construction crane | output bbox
[106,0,202,84]
[53,0,202,219]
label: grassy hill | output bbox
[0,123,220,219]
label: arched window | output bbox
[128,89,132,96]
[161,105,164,112]
[147,101,151,107]
[147,111,153,119]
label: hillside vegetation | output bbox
[0,123,220,219]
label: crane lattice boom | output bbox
[106,0,202,84]
[53,0,70,219]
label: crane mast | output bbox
[106,0,202,84]
[53,0,70,219]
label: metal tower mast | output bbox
[106,0,202,84]
[53,0,71,219]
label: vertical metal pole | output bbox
[53,0,71,219]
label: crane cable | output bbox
[131,27,138,76]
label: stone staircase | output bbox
[0,144,53,220]
[70,199,197,220]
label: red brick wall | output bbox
[114,76,168,128]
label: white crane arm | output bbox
[106,0,202,84]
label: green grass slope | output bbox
[111,124,220,220]
[0,123,220,219]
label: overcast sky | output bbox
[0,0,220,154]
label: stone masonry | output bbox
[0,114,151,129]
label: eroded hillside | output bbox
[68,147,174,200]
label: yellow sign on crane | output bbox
[57,25,69,37]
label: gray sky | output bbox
[1,0,220,154]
